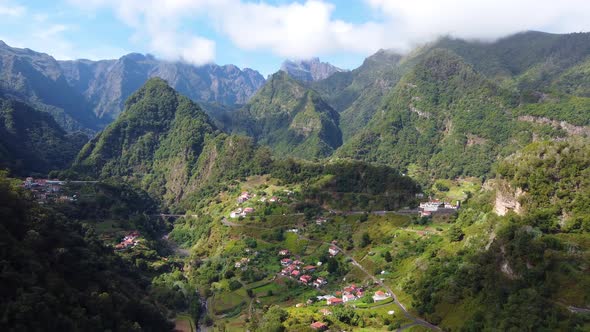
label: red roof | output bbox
[291,270,300,277]
[310,321,327,330]
[303,265,316,271]
[300,275,312,283]
[327,297,343,305]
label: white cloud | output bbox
[0,1,25,17]
[66,0,590,63]
[366,0,590,48]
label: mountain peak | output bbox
[280,57,346,82]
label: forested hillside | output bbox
[0,172,173,331]
[230,72,342,159]
[73,78,270,208]
[400,138,590,330]
[0,98,87,175]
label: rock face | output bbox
[59,54,265,121]
[0,41,100,132]
[495,181,523,216]
[280,57,345,82]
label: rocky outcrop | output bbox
[495,180,523,216]
[280,57,346,82]
[518,115,590,136]
[59,54,265,121]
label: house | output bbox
[327,297,343,305]
[316,217,328,225]
[293,260,303,266]
[313,277,327,288]
[237,191,251,203]
[319,308,332,316]
[310,322,328,331]
[291,270,301,277]
[296,303,305,308]
[373,290,390,302]
[281,258,293,266]
[342,294,356,302]
[235,258,250,269]
[303,265,316,272]
[343,284,359,294]
[281,265,296,276]
[300,274,312,284]
[269,196,279,203]
[278,249,290,256]
[328,246,339,256]
[230,208,243,218]
[243,207,255,214]
[421,210,432,218]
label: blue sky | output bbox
[0,0,589,76]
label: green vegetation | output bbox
[231,71,342,159]
[0,171,173,331]
[0,98,87,176]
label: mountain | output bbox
[331,32,590,181]
[311,49,407,140]
[0,41,101,132]
[73,78,267,207]
[59,54,265,121]
[230,71,342,159]
[280,57,345,82]
[0,98,87,175]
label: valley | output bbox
[1,30,590,332]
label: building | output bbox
[313,277,327,288]
[243,207,255,214]
[328,246,339,256]
[319,308,332,316]
[373,290,390,302]
[303,265,316,273]
[310,322,328,331]
[269,196,279,203]
[327,297,343,305]
[300,274,312,284]
[316,217,328,225]
[237,191,251,203]
[343,294,356,302]
[281,258,293,266]
[278,249,290,256]
[291,270,301,278]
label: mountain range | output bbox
[1,30,590,332]
[2,31,590,178]
[280,57,346,82]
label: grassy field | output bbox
[173,314,195,332]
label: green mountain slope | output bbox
[402,138,590,330]
[336,47,578,180]
[0,98,87,175]
[231,72,342,159]
[73,78,266,208]
[311,49,408,140]
[0,173,173,331]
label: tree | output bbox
[448,225,464,242]
[360,232,372,248]
[258,305,288,332]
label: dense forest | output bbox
[0,172,173,331]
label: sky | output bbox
[0,0,589,76]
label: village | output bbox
[21,177,77,203]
